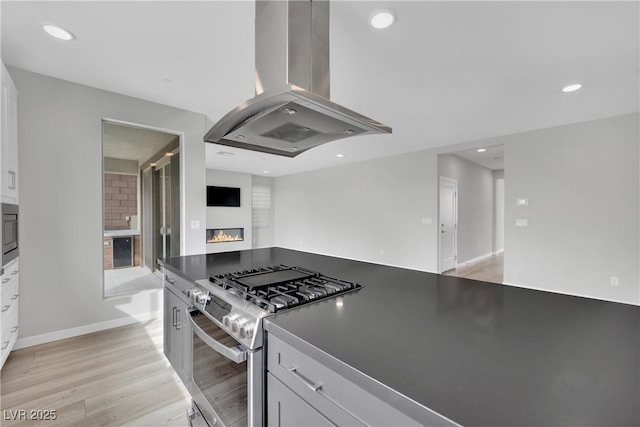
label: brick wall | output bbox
[104,173,137,230]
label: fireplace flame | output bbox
[207,229,243,243]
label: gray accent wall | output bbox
[11,67,207,340]
[275,113,639,305]
[438,154,495,265]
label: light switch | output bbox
[191,220,201,230]
[517,198,528,206]
[516,219,528,227]
[421,217,433,225]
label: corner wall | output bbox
[11,67,207,342]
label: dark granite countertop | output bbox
[161,248,640,427]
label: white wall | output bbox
[275,113,639,305]
[11,67,207,342]
[503,114,639,304]
[275,151,440,272]
[206,169,252,253]
[494,173,505,253]
[438,154,494,264]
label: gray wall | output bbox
[275,151,440,272]
[503,114,639,304]
[252,175,275,248]
[275,113,639,305]
[438,154,495,265]
[11,67,207,341]
[206,169,252,253]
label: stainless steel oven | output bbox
[187,307,263,427]
[2,203,18,266]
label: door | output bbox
[153,153,180,272]
[439,177,457,273]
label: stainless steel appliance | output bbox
[2,203,18,266]
[204,0,391,157]
[186,265,362,427]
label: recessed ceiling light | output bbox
[164,152,175,157]
[336,154,345,158]
[282,108,297,115]
[263,170,269,174]
[43,24,74,41]
[150,163,157,167]
[370,11,395,29]
[562,83,582,93]
[477,148,487,153]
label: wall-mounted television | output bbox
[207,186,241,207]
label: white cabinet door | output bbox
[1,62,18,204]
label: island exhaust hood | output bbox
[204,0,392,157]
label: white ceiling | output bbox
[453,145,504,171]
[103,122,179,164]
[2,1,638,177]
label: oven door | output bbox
[188,308,262,427]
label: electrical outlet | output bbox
[190,220,201,230]
[516,219,528,227]
[517,198,528,206]
[610,277,619,287]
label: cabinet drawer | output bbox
[164,269,193,305]
[1,279,18,319]
[1,301,19,364]
[1,260,19,291]
[267,334,421,427]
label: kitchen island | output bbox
[161,247,640,426]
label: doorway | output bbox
[102,120,181,297]
[439,177,458,273]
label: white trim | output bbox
[14,310,161,350]
[501,282,639,307]
[455,252,495,269]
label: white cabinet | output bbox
[1,258,20,369]
[163,269,192,385]
[1,62,19,204]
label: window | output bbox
[252,185,271,229]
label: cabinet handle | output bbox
[286,366,323,392]
[1,305,10,312]
[2,278,10,284]
[176,308,181,330]
[165,275,176,285]
[8,171,16,190]
[11,270,18,275]
[1,341,9,350]
[10,326,18,333]
[172,307,177,327]
[11,294,18,300]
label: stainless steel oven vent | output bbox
[203,0,391,157]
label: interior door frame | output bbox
[438,176,458,273]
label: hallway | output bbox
[444,253,504,284]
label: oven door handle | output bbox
[188,309,248,364]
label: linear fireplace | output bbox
[206,228,244,243]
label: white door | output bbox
[439,177,457,272]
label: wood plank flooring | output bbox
[444,253,504,284]
[1,319,191,427]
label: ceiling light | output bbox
[43,24,74,41]
[477,148,486,153]
[149,163,157,167]
[370,11,395,29]
[216,151,235,157]
[562,83,582,93]
[164,152,175,157]
[263,170,269,174]
[336,154,344,158]
[282,108,297,115]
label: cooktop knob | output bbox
[231,316,248,333]
[223,312,240,327]
[239,323,254,339]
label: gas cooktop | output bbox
[209,264,362,313]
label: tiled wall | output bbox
[104,173,137,230]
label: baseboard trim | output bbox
[501,282,639,307]
[14,310,161,350]
[457,252,495,269]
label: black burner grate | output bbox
[209,265,362,313]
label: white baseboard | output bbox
[456,252,495,269]
[14,310,161,350]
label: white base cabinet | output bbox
[1,258,20,368]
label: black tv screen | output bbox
[207,186,240,207]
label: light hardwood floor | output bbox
[444,253,504,284]
[1,319,191,427]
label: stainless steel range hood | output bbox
[204,0,391,158]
